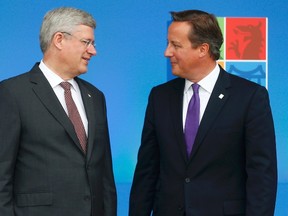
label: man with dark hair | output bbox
[129,10,277,216]
[0,7,116,216]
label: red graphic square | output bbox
[226,18,267,60]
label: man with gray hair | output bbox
[0,7,117,216]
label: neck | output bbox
[187,61,217,83]
[42,56,74,81]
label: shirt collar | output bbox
[184,64,220,94]
[39,60,78,91]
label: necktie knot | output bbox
[192,83,200,94]
[60,82,71,91]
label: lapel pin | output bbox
[88,94,91,98]
[218,94,224,99]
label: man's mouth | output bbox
[82,57,90,64]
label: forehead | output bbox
[167,22,191,40]
[72,25,95,36]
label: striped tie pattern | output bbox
[60,82,87,153]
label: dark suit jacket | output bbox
[0,63,117,216]
[129,67,277,216]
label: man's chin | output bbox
[172,70,180,77]
[79,66,88,74]
[77,70,88,76]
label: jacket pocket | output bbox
[223,200,245,215]
[15,192,53,207]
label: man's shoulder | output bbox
[153,77,184,91]
[0,63,41,86]
[220,68,264,91]
[147,78,184,100]
[0,71,31,87]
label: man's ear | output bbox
[199,43,210,58]
[53,32,65,50]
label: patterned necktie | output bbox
[60,82,87,153]
[184,83,200,156]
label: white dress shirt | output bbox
[39,60,88,135]
[182,64,220,129]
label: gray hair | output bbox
[40,7,96,53]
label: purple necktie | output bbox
[60,82,87,153]
[184,83,200,156]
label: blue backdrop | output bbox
[1,0,287,215]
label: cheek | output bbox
[175,50,187,61]
[67,46,83,57]
[182,53,195,65]
[176,55,188,67]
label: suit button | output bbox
[185,178,190,183]
[84,195,91,201]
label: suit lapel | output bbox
[76,79,96,161]
[170,78,190,163]
[189,69,231,161]
[29,64,85,154]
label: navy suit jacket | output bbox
[0,63,117,216]
[129,67,277,216]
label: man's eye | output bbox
[173,44,181,48]
[82,40,90,45]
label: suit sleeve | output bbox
[129,88,160,216]
[245,86,277,216]
[103,136,117,216]
[0,83,20,215]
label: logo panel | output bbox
[218,17,267,87]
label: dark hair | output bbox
[170,10,223,60]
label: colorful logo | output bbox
[218,17,268,87]
[167,17,268,88]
